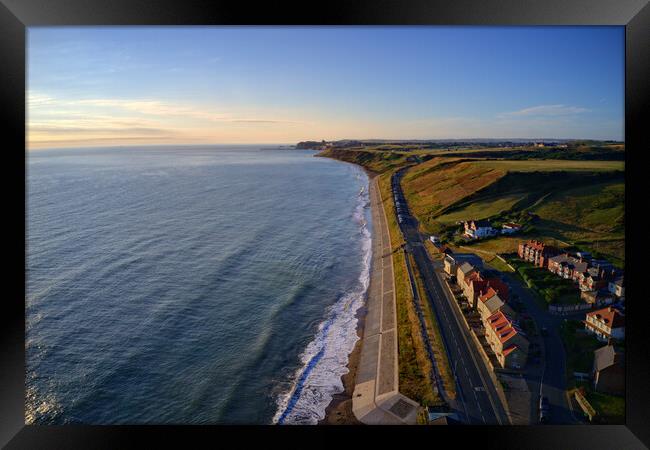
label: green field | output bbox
[508,258,581,306]
[436,194,525,223]
[560,320,603,380]
[475,159,624,172]
[400,157,625,266]
[587,391,625,423]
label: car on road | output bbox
[541,326,548,336]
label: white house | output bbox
[464,220,497,239]
[584,307,625,342]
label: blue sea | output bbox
[26,145,371,425]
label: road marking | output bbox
[436,271,505,425]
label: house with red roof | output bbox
[466,274,510,309]
[584,307,625,342]
[476,287,514,321]
[484,310,529,369]
[518,240,559,268]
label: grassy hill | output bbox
[400,159,624,266]
[316,147,411,174]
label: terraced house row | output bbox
[445,254,527,370]
[484,310,528,370]
[517,240,559,268]
[518,240,625,307]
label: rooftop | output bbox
[593,344,624,372]
[587,306,625,328]
[458,262,476,276]
[549,253,589,271]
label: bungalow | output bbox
[592,345,625,395]
[584,307,625,342]
[608,276,625,300]
[501,222,522,235]
[517,240,559,268]
[463,220,497,239]
[484,310,529,369]
[547,253,589,281]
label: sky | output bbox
[27,26,625,149]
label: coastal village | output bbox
[434,222,625,424]
[312,140,625,426]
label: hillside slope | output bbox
[400,159,625,266]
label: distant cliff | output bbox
[296,140,327,150]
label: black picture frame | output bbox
[2,0,648,448]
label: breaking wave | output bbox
[273,178,371,425]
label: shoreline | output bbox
[319,166,378,425]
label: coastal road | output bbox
[393,169,510,425]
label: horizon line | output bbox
[27,137,625,152]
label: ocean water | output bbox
[26,145,371,425]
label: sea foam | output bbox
[273,175,371,425]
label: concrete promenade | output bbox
[352,176,419,425]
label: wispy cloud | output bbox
[499,104,590,118]
[27,91,305,148]
[29,126,175,136]
[29,93,299,125]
